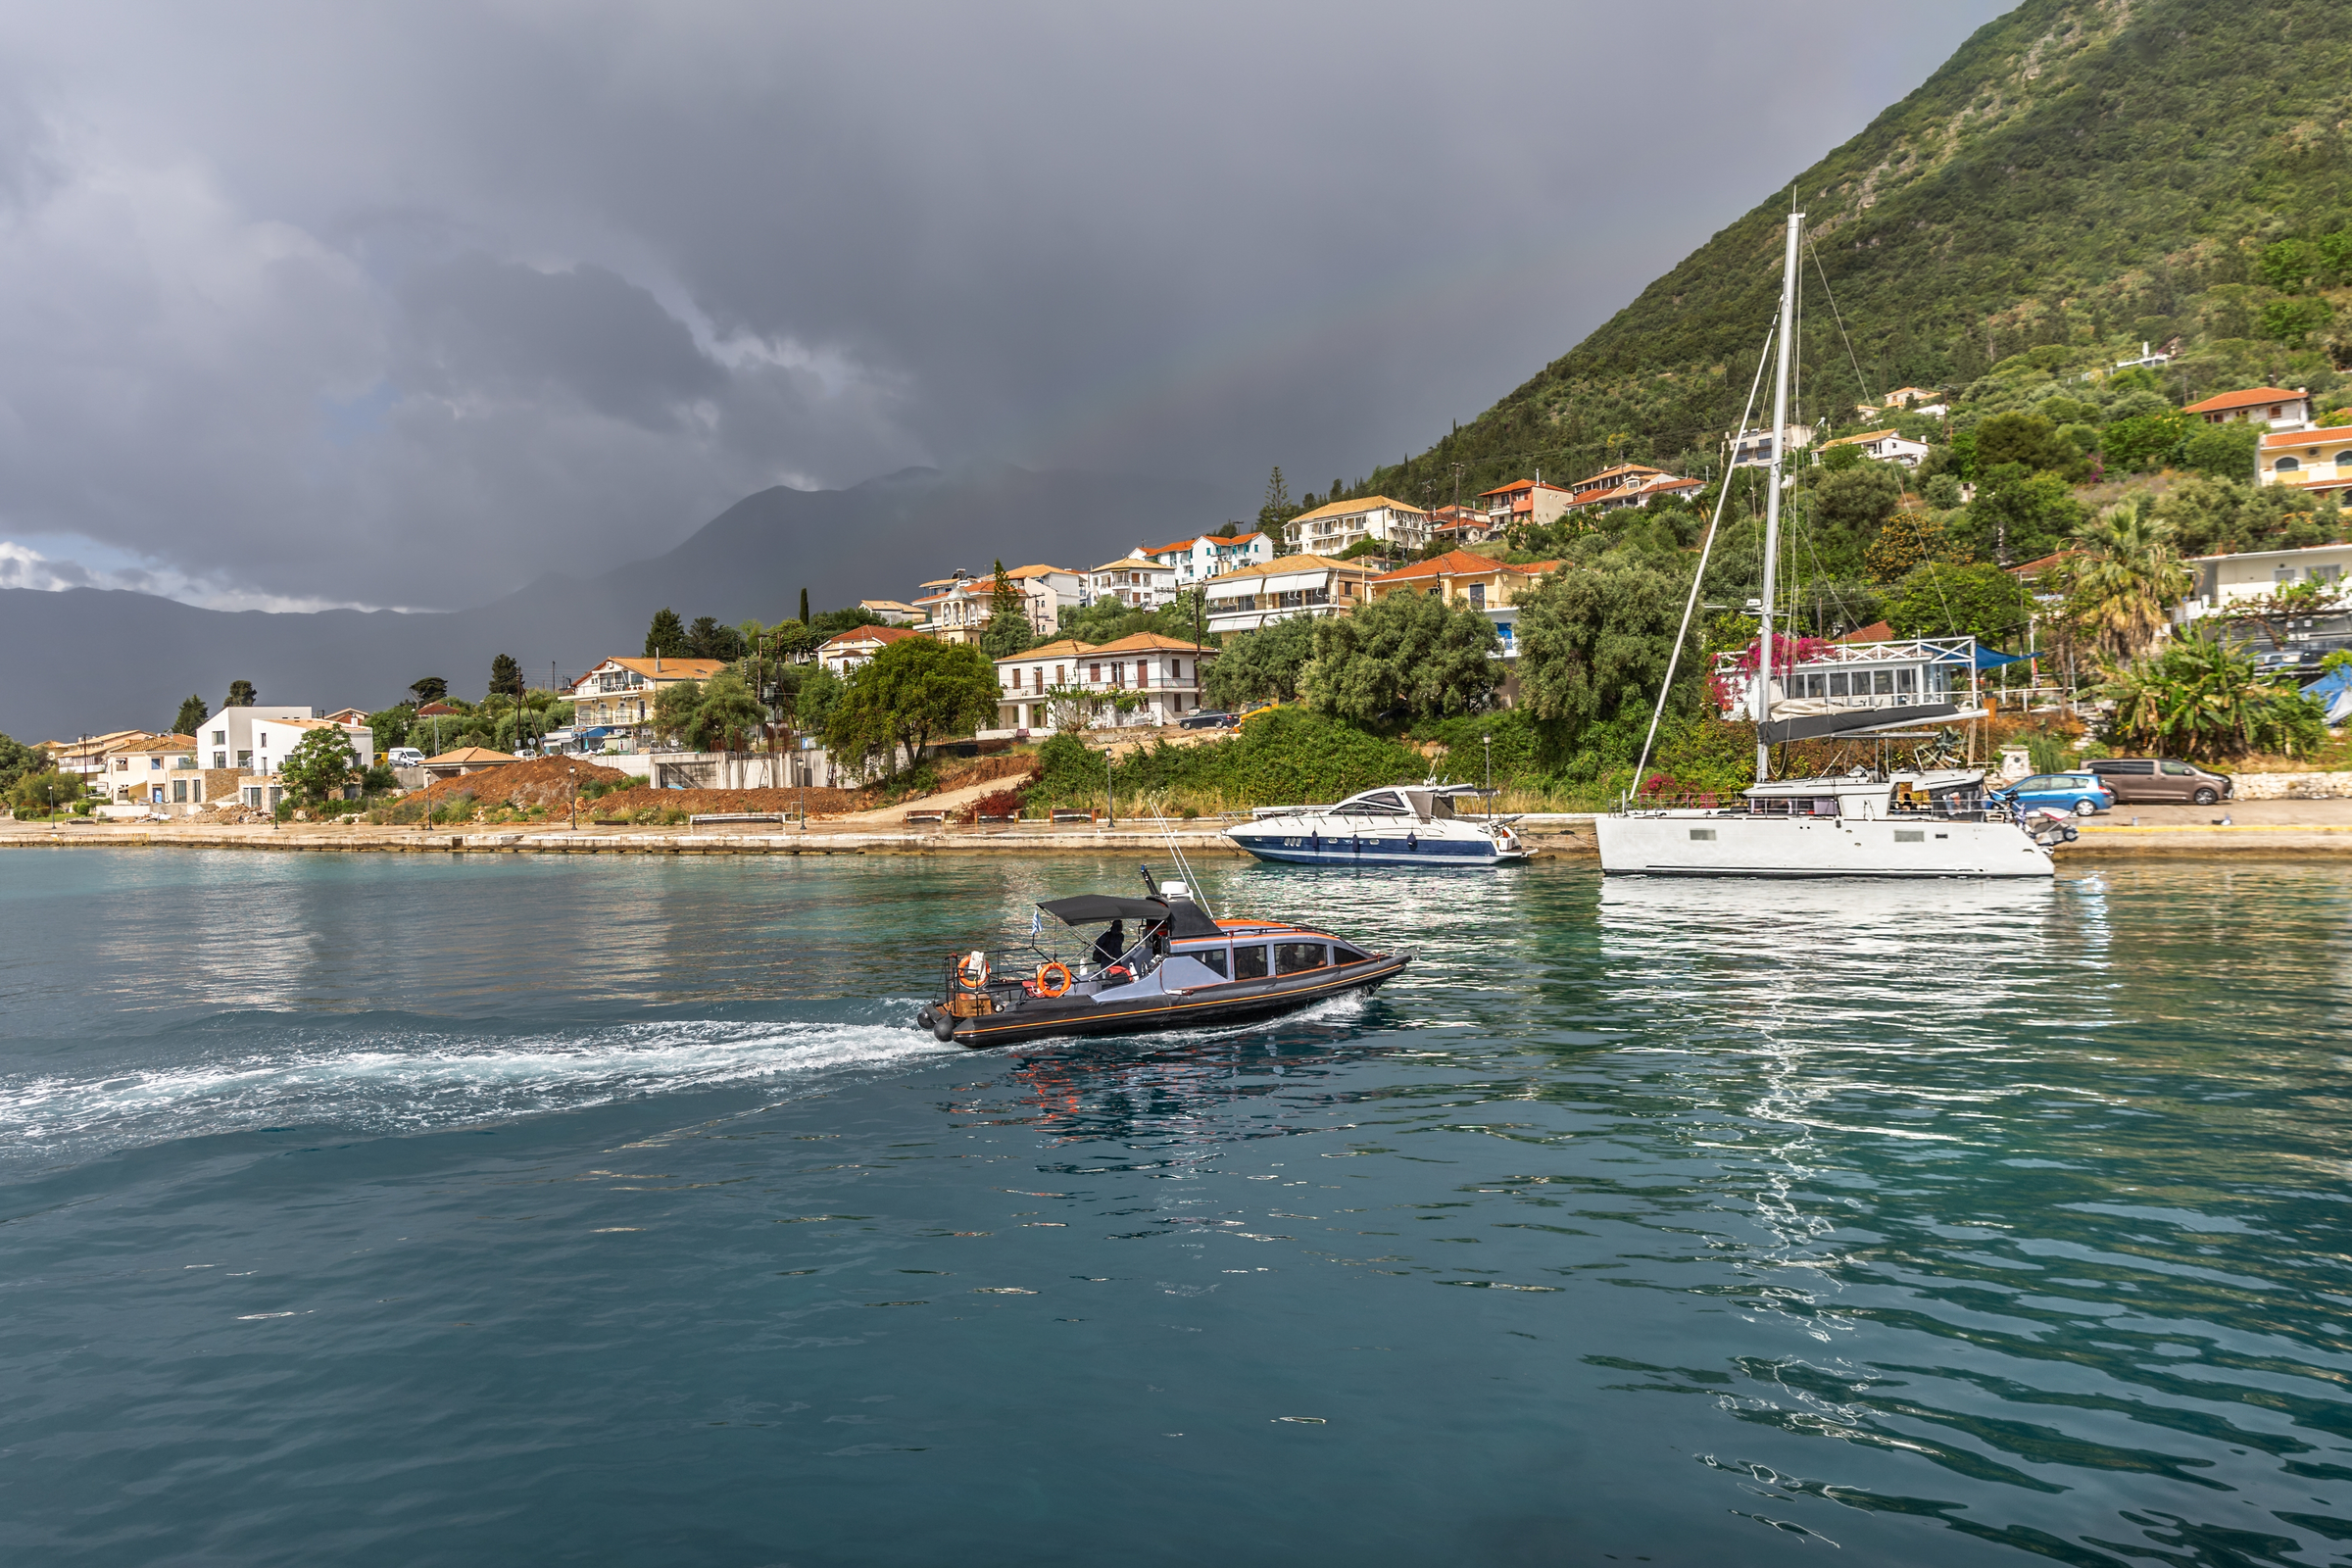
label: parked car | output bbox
[2087,758,2232,806]
[386,747,425,767]
[1989,772,2115,817]
[1178,710,1234,730]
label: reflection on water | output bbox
[0,851,2348,1566]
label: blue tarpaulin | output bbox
[1974,647,2029,669]
[2301,667,2352,703]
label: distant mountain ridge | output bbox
[0,465,1238,742]
[1365,0,2351,507]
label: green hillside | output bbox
[1359,0,2352,506]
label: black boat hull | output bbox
[922,953,1411,1050]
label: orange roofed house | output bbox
[816,623,928,677]
[1560,464,1702,517]
[2184,386,2313,430]
[571,655,732,755]
[1368,551,1562,667]
[1479,479,1575,540]
[2256,423,2352,500]
[992,634,1218,733]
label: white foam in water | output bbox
[0,1014,953,1161]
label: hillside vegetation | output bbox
[1347,0,2352,507]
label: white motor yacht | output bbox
[1226,783,1530,867]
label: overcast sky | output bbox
[0,1,2010,612]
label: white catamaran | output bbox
[1594,211,2059,880]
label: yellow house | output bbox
[1367,550,1561,659]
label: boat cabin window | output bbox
[1332,944,1367,964]
[1275,942,1326,975]
[1192,948,1229,977]
[1352,791,1409,815]
[1233,945,1269,980]
[1429,793,1454,818]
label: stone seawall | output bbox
[2230,771,2352,801]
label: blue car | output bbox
[1990,771,2115,817]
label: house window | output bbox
[173,780,187,803]
[2276,565,2298,584]
[212,730,225,745]
[1090,663,1102,683]
[2276,457,2301,471]
[2312,564,2343,583]
[1054,666,1065,685]
[1469,583,1486,609]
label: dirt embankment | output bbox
[411,757,636,810]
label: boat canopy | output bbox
[1037,894,1222,937]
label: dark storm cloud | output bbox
[400,254,724,428]
[0,1,2010,610]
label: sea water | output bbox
[1,849,2347,1566]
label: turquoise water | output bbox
[2,849,2348,1565]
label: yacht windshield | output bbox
[1342,791,1411,815]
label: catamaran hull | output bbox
[1225,827,1528,867]
[921,954,1411,1049]
[1595,814,2054,878]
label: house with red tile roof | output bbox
[1479,478,1575,536]
[1286,496,1432,556]
[2256,423,2352,499]
[1368,551,1563,662]
[571,656,733,754]
[1561,464,1704,514]
[2184,386,2312,429]
[991,634,1218,732]
[816,624,928,676]
[1819,428,1932,468]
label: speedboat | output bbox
[914,870,1411,1048]
[1225,783,1529,867]
[1595,766,2066,878]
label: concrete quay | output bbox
[3,802,2347,859]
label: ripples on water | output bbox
[1,849,2348,1566]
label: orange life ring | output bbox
[956,950,990,990]
[1034,961,1072,998]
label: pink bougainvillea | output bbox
[1709,632,1833,710]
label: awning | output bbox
[1762,703,1964,745]
[1974,647,2028,669]
[1039,894,1169,925]
[1037,893,1220,937]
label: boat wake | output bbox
[0,1011,952,1165]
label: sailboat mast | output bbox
[1754,210,1804,786]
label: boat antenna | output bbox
[1754,210,1804,787]
[1148,791,1215,918]
[1627,313,1780,805]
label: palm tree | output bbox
[2061,499,2193,663]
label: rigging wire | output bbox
[1805,232,1879,411]
[1627,316,1781,801]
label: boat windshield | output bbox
[1335,790,1412,816]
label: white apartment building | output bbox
[1201,554,1377,637]
[1729,423,1816,467]
[993,634,1217,732]
[1137,531,1276,585]
[915,564,1083,643]
[2184,542,2352,611]
[1286,496,1431,556]
[1819,429,1933,469]
[199,707,376,778]
[1084,555,1181,611]
[815,625,928,677]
